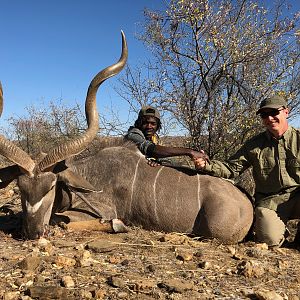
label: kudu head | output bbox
[0,32,127,239]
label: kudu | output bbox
[0,32,254,243]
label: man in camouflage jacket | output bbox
[194,95,300,247]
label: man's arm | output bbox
[194,146,250,179]
[150,144,209,162]
[125,128,208,161]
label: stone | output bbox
[37,238,54,255]
[86,240,116,253]
[79,290,93,299]
[18,255,41,271]
[176,249,194,261]
[133,279,156,291]
[26,286,68,299]
[55,255,76,268]
[255,290,284,300]
[227,246,236,255]
[61,275,75,288]
[117,292,128,299]
[158,279,194,293]
[198,260,211,269]
[3,291,20,300]
[237,260,264,278]
[75,250,93,267]
[107,276,126,288]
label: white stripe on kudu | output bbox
[153,167,164,222]
[26,197,45,215]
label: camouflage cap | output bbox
[256,95,287,115]
[138,106,160,120]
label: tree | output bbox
[118,0,300,159]
[7,100,86,156]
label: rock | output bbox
[227,245,236,255]
[37,237,50,247]
[3,291,20,300]
[75,250,93,267]
[176,249,194,261]
[193,250,204,258]
[117,292,128,298]
[79,290,93,299]
[246,248,265,258]
[237,260,264,278]
[145,264,155,273]
[107,276,126,288]
[255,243,269,250]
[26,286,68,299]
[34,274,46,284]
[95,289,107,299]
[14,278,33,289]
[54,240,77,248]
[20,296,32,300]
[158,279,194,293]
[159,233,188,244]
[133,279,156,291]
[198,260,211,269]
[277,258,289,270]
[18,255,41,271]
[225,268,233,275]
[288,296,300,300]
[86,240,116,253]
[55,255,76,268]
[255,290,284,300]
[107,255,121,264]
[61,275,75,288]
[120,259,129,266]
[37,238,54,255]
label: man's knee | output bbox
[254,207,286,246]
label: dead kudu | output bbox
[0,32,253,243]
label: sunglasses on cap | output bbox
[260,108,284,119]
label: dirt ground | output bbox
[0,183,299,300]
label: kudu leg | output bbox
[66,218,129,233]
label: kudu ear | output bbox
[57,169,97,193]
[0,165,22,188]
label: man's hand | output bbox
[192,150,210,169]
[146,158,161,167]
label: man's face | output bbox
[259,107,289,137]
[141,116,158,139]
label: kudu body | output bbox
[0,32,253,243]
[62,146,253,244]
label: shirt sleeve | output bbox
[124,127,155,156]
[202,144,251,179]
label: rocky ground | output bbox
[0,184,299,300]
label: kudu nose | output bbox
[23,225,45,240]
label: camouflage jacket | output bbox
[201,126,300,209]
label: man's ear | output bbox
[0,165,22,189]
[57,169,97,193]
[285,107,289,117]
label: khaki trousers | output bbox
[254,192,300,246]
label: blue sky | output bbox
[0,0,166,130]
[0,0,299,132]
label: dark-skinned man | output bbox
[125,106,206,167]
